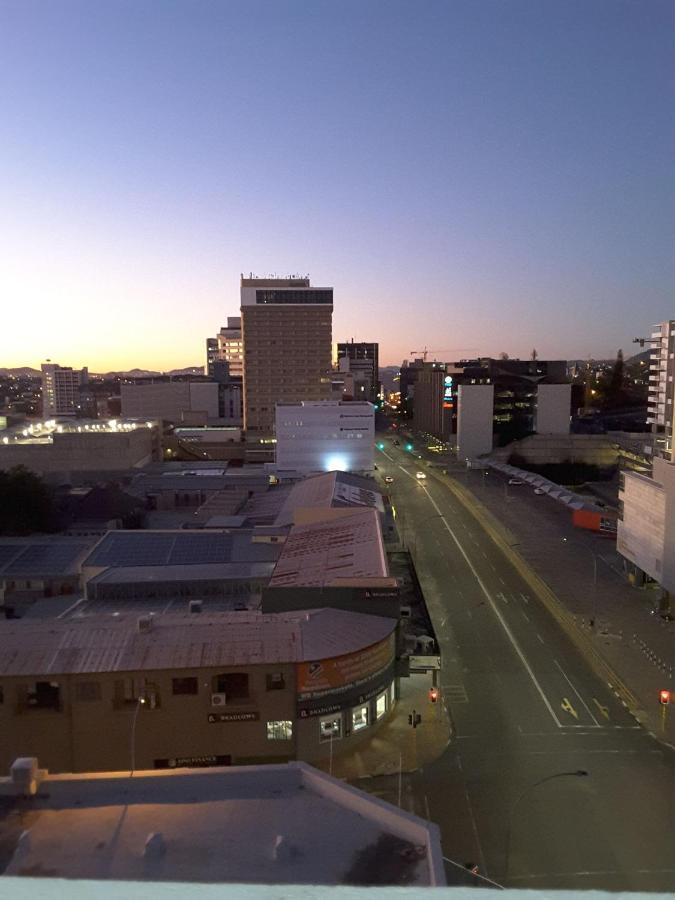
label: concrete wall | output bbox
[121,382,191,421]
[535,384,571,434]
[189,383,220,419]
[275,403,374,473]
[617,472,666,584]
[456,384,494,461]
[494,433,619,466]
[0,429,156,475]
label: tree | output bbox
[531,348,538,360]
[0,466,58,535]
[605,348,626,409]
[499,351,510,360]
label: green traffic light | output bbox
[406,444,413,451]
[377,442,384,450]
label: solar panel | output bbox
[0,545,25,572]
[168,533,232,565]
[4,542,90,575]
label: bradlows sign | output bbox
[208,711,259,724]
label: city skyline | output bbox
[2,1,673,371]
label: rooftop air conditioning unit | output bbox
[211,693,227,707]
[138,615,153,633]
[188,600,203,614]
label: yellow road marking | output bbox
[561,698,579,719]
[593,698,610,720]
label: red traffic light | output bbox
[659,690,670,706]
[429,687,439,703]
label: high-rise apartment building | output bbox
[41,363,88,417]
[648,320,675,461]
[206,317,243,378]
[240,276,333,434]
[337,341,379,402]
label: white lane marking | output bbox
[521,610,530,623]
[466,609,473,619]
[520,593,529,604]
[536,633,545,645]
[554,659,601,727]
[499,577,506,586]
[410,476,563,728]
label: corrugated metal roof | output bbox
[0,608,396,676]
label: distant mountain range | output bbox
[0,366,204,379]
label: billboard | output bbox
[296,633,395,697]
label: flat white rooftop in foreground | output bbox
[0,763,443,885]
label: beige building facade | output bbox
[0,609,397,774]
[240,277,333,435]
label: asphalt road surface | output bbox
[368,439,675,891]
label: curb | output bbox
[442,473,640,715]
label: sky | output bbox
[1,0,673,371]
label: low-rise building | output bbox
[0,419,160,476]
[0,607,398,773]
[275,400,375,475]
[0,760,444,885]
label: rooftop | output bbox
[269,508,389,588]
[0,538,94,577]
[275,470,384,527]
[1,419,157,446]
[0,608,397,675]
[82,530,281,569]
[0,762,443,885]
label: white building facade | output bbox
[648,319,675,461]
[275,401,374,474]
[535,383,572,435]
[456,384,494,462]
[617,456,675,595]
[41,363,88,417]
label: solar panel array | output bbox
[0,542,91,575]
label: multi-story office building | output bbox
[412,364,453,440]
[275,401,375,474]
[241,276,333,435]
[648,320,675,462]
[337,341,379,403]
[41,363,88,417]
[206,317,243,379]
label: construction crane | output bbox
[410,347,478,362]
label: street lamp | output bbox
[561,537,599,628]
[130,695,146,777]
[504,770,589,879]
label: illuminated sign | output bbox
[443,374,454,410]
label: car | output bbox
[508,478,524,486]
[415,472,427,480]
[384,475,394,484]
[533,487,546,495]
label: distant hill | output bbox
[91,366,204,379]
[0,367,42,377]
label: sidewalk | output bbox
[314,671,452,781]
[440,463,675,745]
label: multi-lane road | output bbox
[370,438,675,891]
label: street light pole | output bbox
[130,695,146,777]
[504,770,589,879]
[562,537,599,628]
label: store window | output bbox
[352,704,369,732]
[319,714,342,742]
[375,692,387,720]
[266,720,293,741]
[172,677,198,696]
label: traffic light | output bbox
[659,689,670,706]
[429,687,439,704]
[406,443,413,451]
[377,442,385,450]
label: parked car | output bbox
[508,478,524,486]
[384,475,394,484]
[416,472,427,480]
[533,487,546,495]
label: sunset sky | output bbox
[1,1,673,371]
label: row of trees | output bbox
[0,466,58,535]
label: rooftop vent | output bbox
[138,615,153,633]
[188,600,203,614]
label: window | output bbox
[266,672,285,691]
[213,672,249,700]
[173,677,198,696]
[113,677,143,708]
[352,704,369,732]
[75,681,101,702]
[376,692,387,720]
[27,681,61,711]
[319,714,342,742]
[267,720,293,740]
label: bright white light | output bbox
[324,454,349,472]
